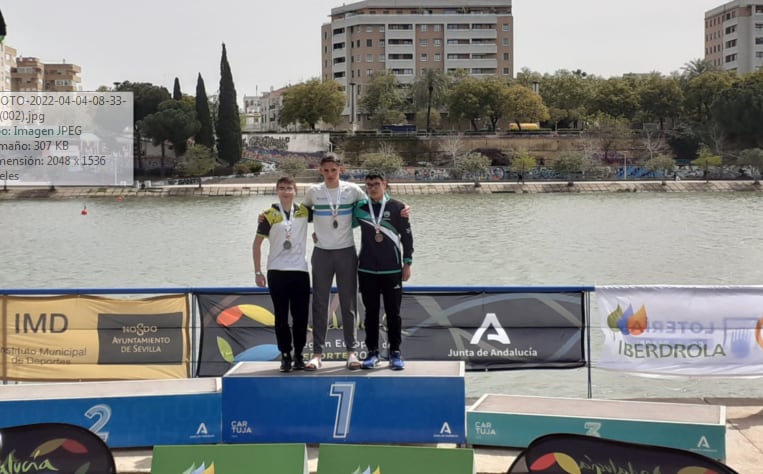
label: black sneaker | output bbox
[293,354,305,370]
[279,353,292,372]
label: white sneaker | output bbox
[347,352,361,370]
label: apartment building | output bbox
[10,56,82,92]
[0,43,17,91]
[321,0,513,125]
[705,0,763,73]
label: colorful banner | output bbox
[506,433,737,474]
[317,444,475,474]
[597,286,763,375]
[151,444,307,474]
[196,290,585,376]
[1,294,190,380]
[0,423,116,474]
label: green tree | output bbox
[138,99,200,176]
[503,85,550,130]
[591,77,640,119]
[447,76,484,131]
[362,151,404,178]
[737,148,763,184]
[538,69,593,130]
[479,76,510,132]
[458,152,491,187]
[637,73,683,130]
[585,113,633,163]
[194,73,215,149]
[644,153,676,183]
[172,77,182,100]
[711,70,763,149]
[279,79,345,130]
[446,76,510,131]
[511,150,537,182]
[681,58,718,81]
[178,144,216,188]
[359,71,406,127]
[554,151,587,185]
[411,69,449,133]
[114,81,171,174]
[683,70,734,124]
[216,43,242,167]
[692,145,723,183]
[278,155,307,177]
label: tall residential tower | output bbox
[705,0,763,73]
[321,0,513,126]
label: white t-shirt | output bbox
[303,181,366,250]
[256,203,310,271]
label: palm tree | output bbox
[681,58,718,80]
[412,69,449,133]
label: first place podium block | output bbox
[222,361,466,444]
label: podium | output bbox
[222,361,466,444]
[467,394,726,460]
[0,378,222,448]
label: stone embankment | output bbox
[0,180,761,199]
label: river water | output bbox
[2,191,762,398]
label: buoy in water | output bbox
[81,204,87,216]
[117,196,123,202]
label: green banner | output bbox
[151,444,307,473]
[317,444,475,474]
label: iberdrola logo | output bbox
[350,466,381,474]
[606,303,648,336]
[181,461,214,474]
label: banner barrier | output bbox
[0,423,116,473]
[506,433,738,474]
[196,289,586,376]
[597,285,763,375]
[151,443,308,474]
[1,294,190,380]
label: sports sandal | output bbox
[303,356,322,371]
[347,352,362,370]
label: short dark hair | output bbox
[321,153,341,166]
[276,176,297,189]
[365,172,386,181]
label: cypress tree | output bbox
[173,77,182,100]
[195,73,215,149]
[215,43,242,167]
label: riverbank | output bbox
[1,179,762,199]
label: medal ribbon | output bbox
[367,196,387,235]
[277,201,295,242]
[323,183,342,220]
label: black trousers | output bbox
[359,271,403,353]
[267,270,310,355]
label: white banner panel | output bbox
[597,286,763,376]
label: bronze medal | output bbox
[332,220,338,229]
[283,240,292,250]
[374,232,383,243]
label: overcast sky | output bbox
[3,1,724,98]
